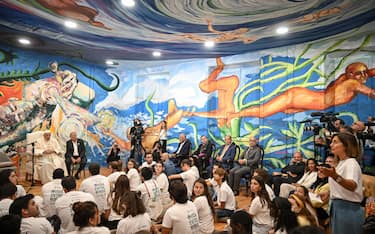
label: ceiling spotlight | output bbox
[64,20,78,29]
[106,60,114,65]
[18,38,31,45]
[276,26,289,35]
[121,0,135,7]
[152,51,161,57]
[204,40,215,48]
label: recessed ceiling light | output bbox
[152,51,161,57]
[276,26,289,35]
[106,60,114,65]
[121,0,135,7]
[204,41,215,48]
[18,38,31,45]
[64,20,78,29]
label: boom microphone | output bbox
[310,112,324,117]
[299,119,312,123]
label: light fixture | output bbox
[152,51,161,57]
[204,40,215,48]
[18,38,31,45]
[276,26,289,35]
[121,0,135,7]
[64,20,78,29]
[106,60,114,65]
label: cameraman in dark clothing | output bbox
[129,118,145,165]
[272,151,305,196]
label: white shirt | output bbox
[191,166,200,179]
[67,226,110,234]
[208,178,219,196]
[127,168,141,191]
[265,184,275,201]
[41,179,64,217]
[141,161,156,168]
[217,181,235,210]
[297,171,318,188]
[79,175,110,213]
[107,171,126,188]
[180,169,198,197]
[193,196,214,234]
[136,179,163,220]
[249,196,273,226]
[159,129,167,140]
[72,141,79,156]
[107,194,124,221]
[21,217,54,234]
[55,191,96,234]
[162,201,200,234]
[155,173,171,205]
[0,198,13,217]
[329,158,363,202]
[116,213,152,234]
[16,184,26,198]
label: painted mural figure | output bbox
[191,57,239,127]
[228,62,375,120]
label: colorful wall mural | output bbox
[1,32,375,171]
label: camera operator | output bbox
[129,118,145,165]
[352,120,366,161]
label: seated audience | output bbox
[68,201,110,234]
[34,130,67,184]
[116,191,152,234]
[293,185,318,226]
[65,131,86,179]
[270,197,298,234]
[228,210,253,234]
[141,153,156,169]
[310,164,330,225]
[160,153,177,176]
[216,135,236,170]
[288,194,318,227]
[191,178,215,234]
[171,133,192,165]
[279,159,318,198]
[248,176,273,234]
[192,135,213,176]
[0,168,26,198]
[107,161,126,189]
[106,175,130,229]
[272,151,305,196]
[214,168,235,218]
[0,183,17,217]
[229,136,261,195]
[162,180,200,233]
[324,154,337,167]
[153,161,172,209]
[364,196,375,234]
[126,159,141,191]
[0,214,21,234]
[206,162,222,201]
[253,168,275,200]
[9,194,54,234]
[40,168,64,217]
[55,176,96,234]
[80,163,110,215]
[168,159,199,198]
[319,132,364,234]
[106,143,121,165]
[137,167,163,221]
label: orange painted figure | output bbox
[0,81,23,105]
[191,57,239,127]
[227,62,375,120]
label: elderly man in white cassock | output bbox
[34,130,67,184]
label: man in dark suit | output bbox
[65,131,86,179]
[217,135,237,170]
[192,135,213,176]
[172,133,192,165]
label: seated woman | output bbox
[294,185,319,226]
[213,168,236,218]
[270,197,298,234]
[310,163,330,225]
[106,143,121,165]
[288,194,318,227]
[68,201,110,234]
[279,159,318,198]
[0,169,26,198]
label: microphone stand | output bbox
[26,142,36,192]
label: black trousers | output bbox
[65,156,87,176]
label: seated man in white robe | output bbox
[34,131,67,184]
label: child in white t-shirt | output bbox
[192,178,215,234]
[213,168,235,218]
[0,183,17,217]
[107,161,126,189]
[126,159,141,191]
[140,153,156,169]
[168,159,199,198]
[153,162,172,207]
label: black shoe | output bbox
[74,173,80,180]
[234,191,240,196]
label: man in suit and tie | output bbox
[217,135,237,170]
[228,136,261,195]
[172,133,192,165]
[65,131,86,179]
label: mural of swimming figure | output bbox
[190,57,239,128]
[227,62,375,120]
[100,99,190,152]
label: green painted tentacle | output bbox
[145,90,156,126]
[0,63,49,82]
[59,62,120,91]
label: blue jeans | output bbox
[216,208,234,218]
[331,199,365,234]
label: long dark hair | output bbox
[250,176,271,208]
[126,159,138,173]
[72,201,98,229]
[191,178,215,217]
[0,169,15,185]
[109,175,130,215]
[270,197,298,232]
[122,191,146,217]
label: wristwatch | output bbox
[335,175,343,183]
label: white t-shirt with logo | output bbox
[180,168,198,197]
[155,173,171,205]
[41,179,64,217]
[248,196,273,226]
[116,213,152,234]
[0,198,13,217]
[107,171,126,188]
[127,168,141,191]
[79,175,110,213]
[162,201,200,234]
[193,196,214,234]
[55,191,96,234]
[67,226,110,234]
[137,179,163,220]
[21,217,53,234]
[141,161,156,168]
[217,181,236,211]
